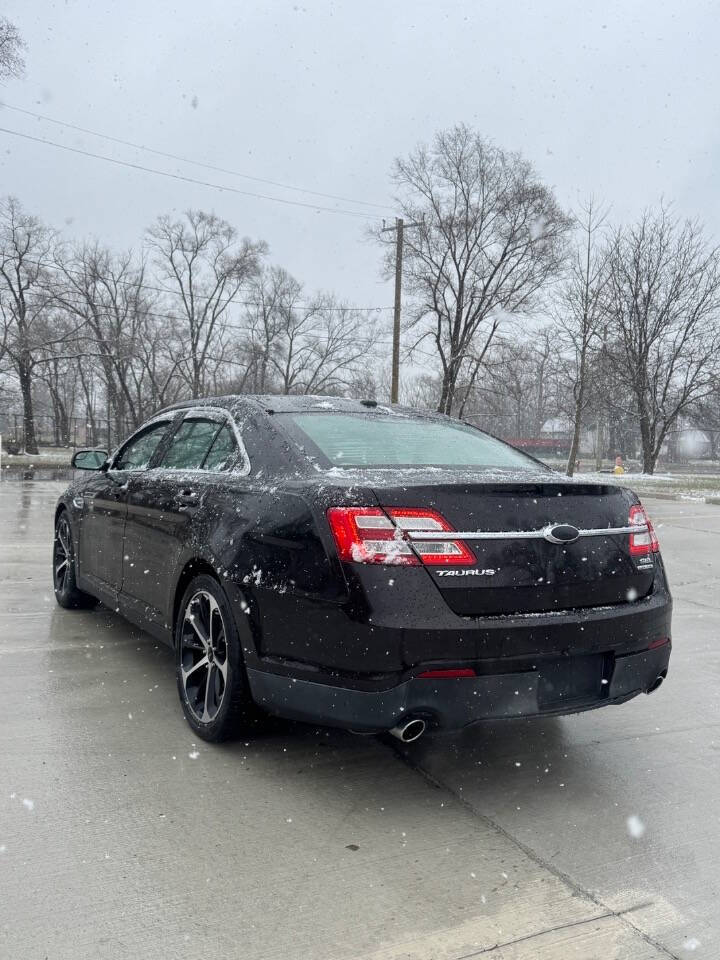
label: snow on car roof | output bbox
[159,393,441,418]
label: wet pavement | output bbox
[0,479,718,959]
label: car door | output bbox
[77,418,173,598]
[121,411,238,630]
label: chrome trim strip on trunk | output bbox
[405,524,647,541]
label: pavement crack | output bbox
[582,718,720,748]
[387,741,682,960]
[453,910,615,958]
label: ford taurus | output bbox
[53,395,672,742]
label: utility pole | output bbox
[381,216,421,404]
[390,218,403,405]
[381,218,404,404]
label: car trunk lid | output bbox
[371,478,655,616]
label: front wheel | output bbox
[175,574,263,741]
[53,512,98,609]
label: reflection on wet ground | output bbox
[2,466,74,482]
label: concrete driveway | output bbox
[1,479,716,959]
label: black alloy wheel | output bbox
[175,574,262,741]
[53,512,98,609]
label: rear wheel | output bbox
[175,574,262,741]
[53,511,98,609]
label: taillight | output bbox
[326,506,475,566]
[388,508,475,565]
[326,507,417,565]
[629,504,660,556]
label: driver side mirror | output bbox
[71,449,109,471]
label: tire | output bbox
[53,511,98,610]
[175,574,263,741]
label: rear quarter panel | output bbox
[233,485,360,666]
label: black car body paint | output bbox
[56,395,672,733]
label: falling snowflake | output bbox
[626,814,645,838]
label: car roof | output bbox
[158,394,444,420]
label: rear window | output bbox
[287,413,540,470]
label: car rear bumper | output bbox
[247,641,671,731]
[245,561,673,675]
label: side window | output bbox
[115,421,170,471]
[158,419,219,470]
[203,423,239,472]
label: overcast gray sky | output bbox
[1,0,718,330]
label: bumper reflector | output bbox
[648,636,670,649]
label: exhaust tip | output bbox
[389,717,426,743]
[647,673,666,694]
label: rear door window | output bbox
[203,423,239,472]
[158,418,220,470]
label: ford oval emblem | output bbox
[543,523,580,544]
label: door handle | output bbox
[175,489,199,504]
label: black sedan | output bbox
[53,395,672,743]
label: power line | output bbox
[0,101,393,213]
[5,262,439,360]
[10,254,395,313]
[0,125,383,220]
[2,276,445,362]
[36,289,441,360]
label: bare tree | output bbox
[281,297,373,395]
[131,310,187,414]
[402,372,442,411]
[147,210,266,398]
[0,17,25,82]
[606,206,720,473]
[0,193,395,446]
[53,243,154,437]
[243,266,303,392]
[76,356,100,445]
[464,329,565,441]
[0,197,58,453]
[381,125,571,415]
[554,200,610,476]
[35,311,82,445]
[242,266,373,395]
